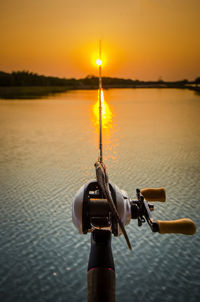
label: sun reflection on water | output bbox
[91,89,118,161]
[92,89,113,132]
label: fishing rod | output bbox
[72,42,196,302]
[98,40,103,163]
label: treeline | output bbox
[0,70,200,88]
[0,71,140,88]
[0,71,77,87]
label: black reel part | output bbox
[82,180,118,236]
[130,189,159,232]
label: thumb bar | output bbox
[157,218,196,235]
[141,187,166,202]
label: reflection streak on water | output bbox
[91,89,118,161]
[92,89,113,133]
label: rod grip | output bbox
[157,218,196,235]
[87,268,116,302]
[141,187,166,202]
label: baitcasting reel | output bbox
[72,179,196,242]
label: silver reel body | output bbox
[72,180,131,236]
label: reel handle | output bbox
[141,187,166,202]
[157,218,196,235]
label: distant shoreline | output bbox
[0,71,199,99]
[0,85,199,99]
[0,86,70,99]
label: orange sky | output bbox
[0,0,200,80]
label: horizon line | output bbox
[0,70,199,83]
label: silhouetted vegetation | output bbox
[0,71,77,87]
[195,77,200,86]
[0,86,70,99]
[0,70,199,99]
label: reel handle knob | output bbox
[157,218,196,235]
[141,187,166,202]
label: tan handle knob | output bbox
[157,218,196,235]
[141,188,166,202]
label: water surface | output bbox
[0,89,200,302]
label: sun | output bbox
[96,59,102,66]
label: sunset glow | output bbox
[0,1,200,80]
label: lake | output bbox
[0,88,200,302]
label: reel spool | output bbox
[72,180,131,236]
